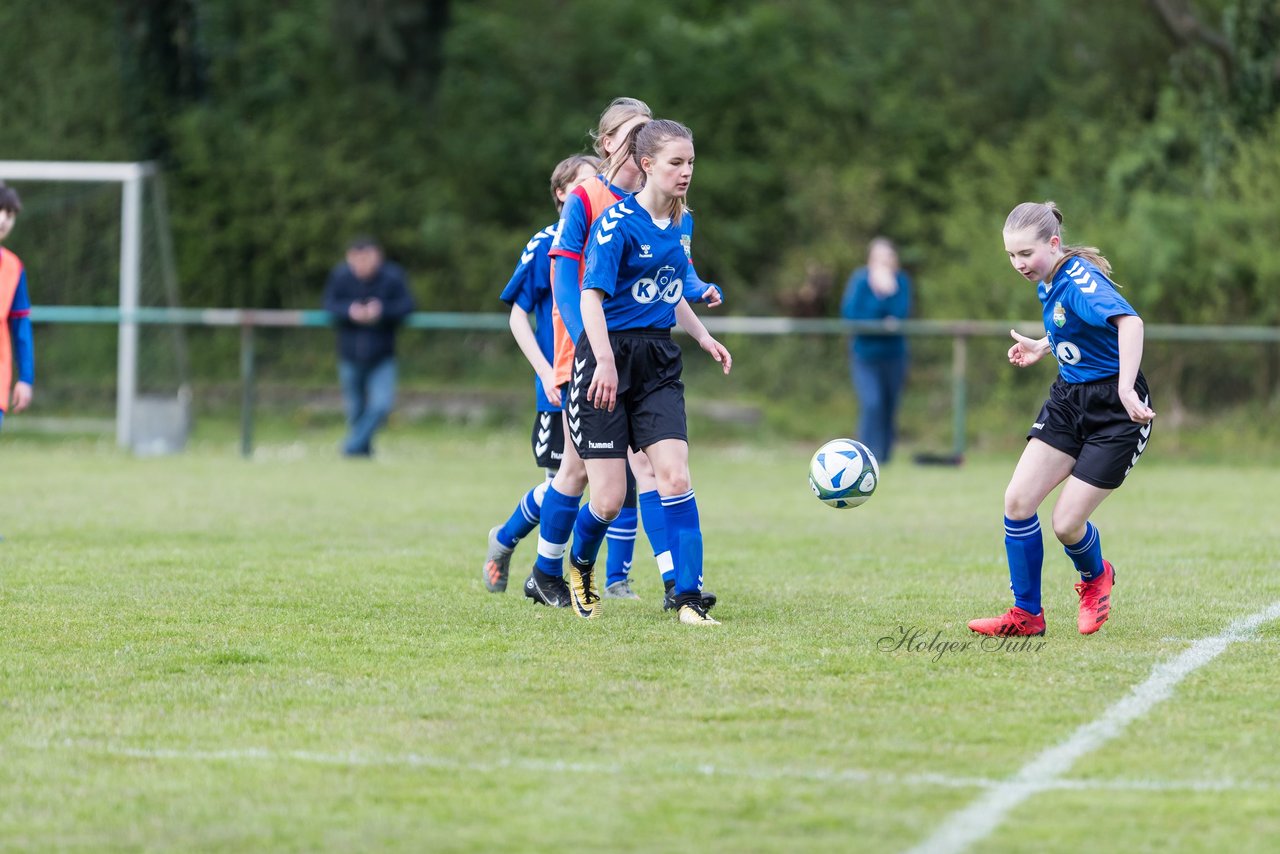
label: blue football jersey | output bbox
[1039,256,1138,383]
[499,223,559,411]
[582,197,691,331]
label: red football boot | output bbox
[1075,559,1115,635]
[967,606,1046,637]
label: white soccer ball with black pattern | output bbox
[808,438,879,508]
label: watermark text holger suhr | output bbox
[877,625,1047,662]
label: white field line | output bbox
[23,739,1279,795]
[906,599,1280,854]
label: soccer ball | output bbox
[808,438,879,508]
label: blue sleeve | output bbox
[11,316,33,384]
[550,195,591,342]
[499,236,539,312]
[549,193,589,260]
[684,262,707,301]
[1064,263,1135,327]
[1075,286,1135,328]
[10,274,33,384]
[684,263,722,304]
[553,253,584,344]
[582,216,624,298]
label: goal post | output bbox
[0,160,185,450]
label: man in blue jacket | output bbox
[323,237,415,457]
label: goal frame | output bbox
[0,160,157,447]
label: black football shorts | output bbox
[1027,372,1152,489]
[569,328,687,460]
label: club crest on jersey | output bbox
[1053,302,1066,328]
[639,244,653,259]
[680,234,692,259]
[632,265,683,304]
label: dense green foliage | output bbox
[4,1,1280,320]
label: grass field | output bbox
[3,429,1279,852]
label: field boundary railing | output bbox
[31,306,1280,458]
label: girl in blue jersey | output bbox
[970,201,1155,638]
[522,98,654,609]
[530,98,723,613]
[566,119,732,625]
[481,154,600,593]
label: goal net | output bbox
[0,161,189,453]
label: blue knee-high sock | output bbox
[571,502,615,566]
[1064,522,1104,581]
[497,480,548,549]
[534,485,580,577]
[662,490,703,596]
[605,505,637,585]
[604,472,639,585]
[1005,515,1044,615]
[638,489,675,585]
